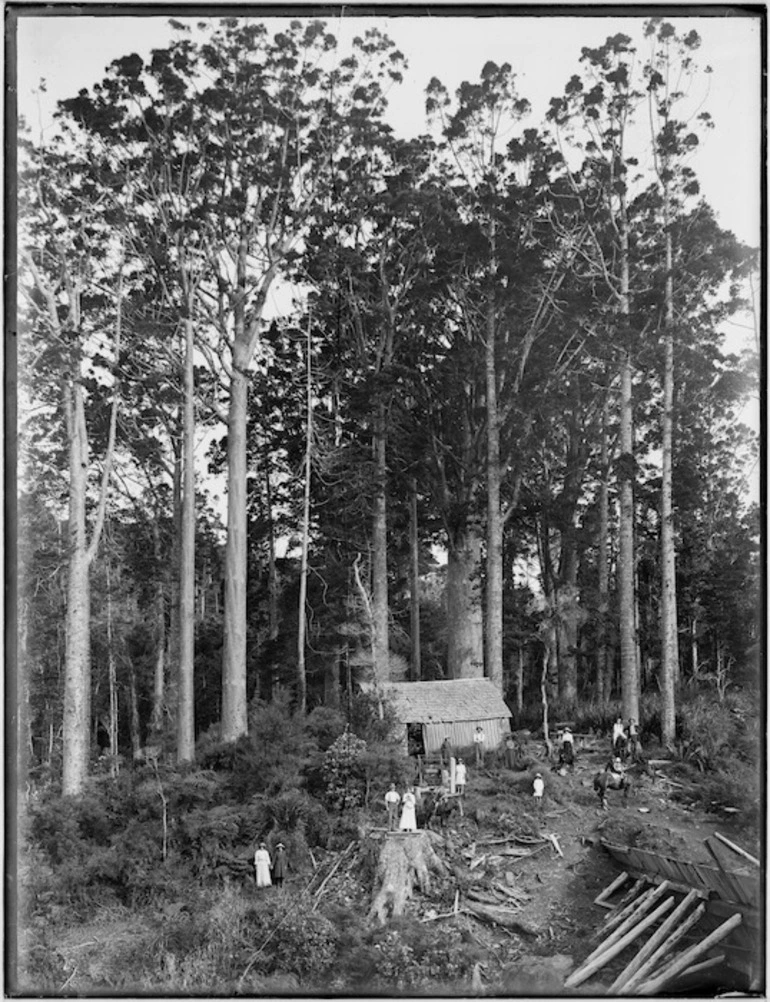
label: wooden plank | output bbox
[587,883,671,965]
[635,913,743,995]
[597,880,652,938]
[704,838,751,904]
[564,895,675,989]
[610,888,701,992]
[714,833,760,868]
[622,901,707,993]
[594,870,629,907]
[674,952,726,983]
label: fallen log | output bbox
[564,895,676,989]
[463,898,540,937]
[610,888,702,992]
[634,913,742,995]
[368,830,447,925]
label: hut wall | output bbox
[423,717,510,754]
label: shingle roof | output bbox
[372,679,511,724]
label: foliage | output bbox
[322,728,368,812]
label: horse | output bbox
[613,732,628,761]
[558,740,575,771]
[593,768,632,810]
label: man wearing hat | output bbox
[272,842,287,888]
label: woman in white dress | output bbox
[399,788,417,831]
[254,842,272,887]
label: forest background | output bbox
[10,7,763,993]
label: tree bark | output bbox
[178,312,196,762]
[660,188,679,745]
[618,180,640,722]
[221,348,249,741]
[372,403,390,684]
[264,465,279,642]
[409,477,421,680]
[597,389,611,704]
[446,521,484,679]
[368,830,447,924]
[297,316,313,714]
[62,381,91,796]
[484,224,504,691]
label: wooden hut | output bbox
[366,678,512,756]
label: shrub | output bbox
[323,729,367,812]
[305,706,347,751]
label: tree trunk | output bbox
[166,447,182,733]
[264,465,279,642]
[484,230,504,691]
[556,542,580,704]
[106,547,119,777]
[178,313,196,762]
[597,388,611,704]
[297,317,313,714]
[446,522,484,679]
[514,647,524,716]
[62,381,92,797]
[150,522,166,739]
[221,346,249,742]
[325,648,341,709]
[372,404,390,684]
[127,658,142,762]
[409,477,421,681]
[660,190,679,745]
[368,830,447,924]
[618,184,640,722]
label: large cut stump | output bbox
[369,831,447,924]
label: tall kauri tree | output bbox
[548,34,645,721]
[63,18,405,736]
[20,130,128,794]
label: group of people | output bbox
[385,784,418,831]
[253,841,288,889]
[612,715,642,761]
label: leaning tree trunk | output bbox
[369,831,447,924]
[446,522,484,679]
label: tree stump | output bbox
[368,831,447,924]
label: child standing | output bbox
[455,758,467,795]
[533,772,545,816]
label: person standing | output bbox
[254,842,272,888]
[385,783,401,831]
[473,726,486,767]
[533,772,545,816]
[271,843,287,888]
[440,736,454,769]
[627,719,641,761]
[455,758,467,795]
[504,734,516,769]
[399,787,417,832]
[612,716,627,758]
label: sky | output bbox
[13,8,761,509]
[14,9,762,250]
